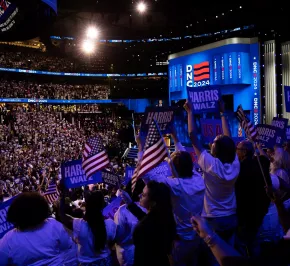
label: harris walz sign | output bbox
[255,124,285,148]
[141,107,175,134]
[187,86,221,113]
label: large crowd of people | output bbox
[0,79,110,100]
[0,106,131,200]
[1,99,290,266]
[0,51,107,73]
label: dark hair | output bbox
[171,151,193,177]
[84,191,107,253]
[7,192,50,230]
[147,181,176,252]
[241,141,255,158]
[214,135,236,164]
[125,178,145,202]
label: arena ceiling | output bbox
[52,1,289,39]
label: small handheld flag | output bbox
[82,136,110,179]
[131,120,168,192]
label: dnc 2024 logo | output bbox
[186,61,210,88]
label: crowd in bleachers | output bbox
[0,51,107,73]
[0,106,132,200]
[0,79,110,99]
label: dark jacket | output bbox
[235,155,272,243]
[127,203,173,266]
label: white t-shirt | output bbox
[73,218,117,263]
[198,150,240,218]
[0,218,77,266]
[114,203,147,266]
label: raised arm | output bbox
[184,101,204,158]
[120,190,146,221]
[191,216,241,266]
[58,180,73,231]
[218,100,231,137]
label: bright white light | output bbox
[137,2,147,13]
[82,40,95,54]
[86,27,99,39]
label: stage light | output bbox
[137,2,147,13]
[82,40,95,54]
[86,26,99,39]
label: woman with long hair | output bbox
[59,190,117,266]
[121,181,176,266]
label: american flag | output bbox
[236,105,257,140]
[82,136,110,179]
[43,180,59,205]
[131,120,168,192]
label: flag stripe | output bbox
[84,156,109,174]
[86,159,110,178]
[82,150,107,169]
[138,149,167,177]
[82,136,110,179]
[139,140,165,166]
[131,120,168,192]
[194,74,210,81]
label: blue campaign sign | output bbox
[200,119,222,142]
[141,107,175,134]
[124,167,136,185]
[103,197,123,220]
[284,86,290,112]
[271,117,288,143]
[0,197,15,239]
[255,124,285,148]
[61,160,103,189]
[187,86,221,114]
[101,170,120,187]
[271,117,289,131]
[151,161,172,177]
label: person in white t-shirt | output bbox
[114,179,147,266]
[0,192,77,266]
[59,190,117,266]
[184,101,240,247]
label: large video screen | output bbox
[168,40,261,126]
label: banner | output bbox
[271,117,288,131]
[187,86,221,113]
[141,107,175,134]
[61,160,103,189]
[0,67,167,78]
[271,117,288,142]
[103,197,123,220]
[0,197,15,239]
[284,86,290,112]
[255,124,284,148]
[200,119,222,142]
[101,170,120,187]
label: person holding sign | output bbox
[137,127,205,266]
[58,190,117,266]
[184,100,240,264]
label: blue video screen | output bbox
[168,41,261,126]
